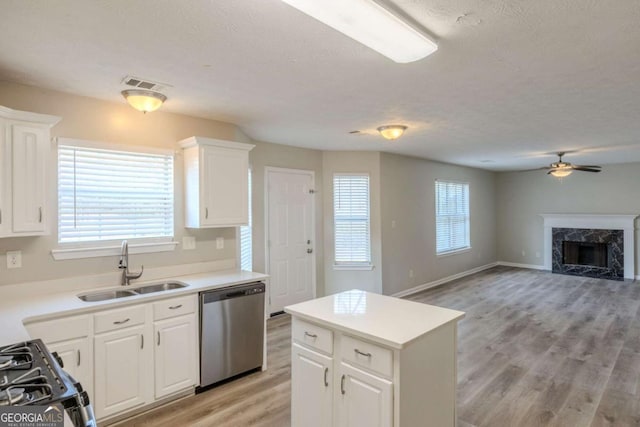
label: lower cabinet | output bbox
[337,362,393,427]
[290,316,457,427]
[25,314,93,399]
[94,325,150,419]
[291,343,333,427]
[154,314,198,399]
[25,294,199,422]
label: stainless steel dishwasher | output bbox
[199,282,266,388]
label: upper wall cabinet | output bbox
[0,106,61,237]
[180,136,254,228]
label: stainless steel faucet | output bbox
[119,240,143,286]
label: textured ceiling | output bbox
[1,0,639,170]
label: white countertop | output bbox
[284,289,465,349]
[0,268,268,346]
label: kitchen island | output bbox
[285,289,465,427]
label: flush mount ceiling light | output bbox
[281,0,437,63]
[121,89,167,113]
[377,125,407,140]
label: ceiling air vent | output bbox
[121,75,171,93]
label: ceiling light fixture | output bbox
[281,0,438,63]
[549,167,573,178]
[377,125,407,140]
[121,89,167,113]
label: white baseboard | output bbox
[496,261,546,270]
[391,262,498,298]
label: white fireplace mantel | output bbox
[540,214,638,279]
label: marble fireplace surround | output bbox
[540,214,638,280]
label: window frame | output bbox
[435,179,471,256]
[51,138,178,260]
[333,173,373,270]
[237,168,252,271]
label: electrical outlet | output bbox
[535,251,541,258]
[7,251,22,269]
[183,236,196,250]
[409,269,415,278]
[216,237,224,250]
[521,250,526,257]
[391,220,397,229]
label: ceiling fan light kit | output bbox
[280,0,437,63]
[542,152,602,178]
[121,89,167,113]
[377,124,407,140]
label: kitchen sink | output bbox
[132,282,188,294]
[78,289,138,302]
[78,281,188,302]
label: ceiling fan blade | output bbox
[572,167,601,172]
[572,164,601,169]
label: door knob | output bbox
[307,248,313,254]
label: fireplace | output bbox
[541,214,638,280]
[563,241,608,268]
[551,228,623,279]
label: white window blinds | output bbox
[435,180,470,254]
[58,144,174,243]
[240,169,252,270]
[334,174,371,265]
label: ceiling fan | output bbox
[540,152,602,177]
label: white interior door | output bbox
[267,168,315,313]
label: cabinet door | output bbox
[201,145,248,226]
[154,314,198,399]
[94,326,149,420]
[47,338,92,400]
[11,123,49,233]
[338,363,393,427]
[291,343,333,427]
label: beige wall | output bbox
[322,151,382,295]
[380,153,498,295]
[496,164,640,273]
[0,81,323,289]
[249,142,324,296]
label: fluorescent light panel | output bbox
[281,0,437,63]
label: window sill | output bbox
[436,247,471,258]
[333,264,374,271]
[51,241,179,260]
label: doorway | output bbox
[265,167,316,314]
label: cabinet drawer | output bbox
[341,335,393,378]
[292,319,333,355]
[94,305,146,334]
[25,314,91,343]
[153,295,196,321]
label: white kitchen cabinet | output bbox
[94,324,150,419]
[153,313,198,399]
[24,314,93,398]
[291,343,333,427]
[46,338,91,389]
[180,136,254,228]
[286,290,465,427]
[338,362,393,427]
[0,106,60,237]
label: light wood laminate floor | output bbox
[115,267,640,427]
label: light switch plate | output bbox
[7,251,22,269]
[183,236,196,250]
[216,237,224,250]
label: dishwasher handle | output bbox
[201,282,265,304]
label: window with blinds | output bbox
[334,174,371,266]
[435,180,470,254]
[58,143,174,243]
[240,169,252,270]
